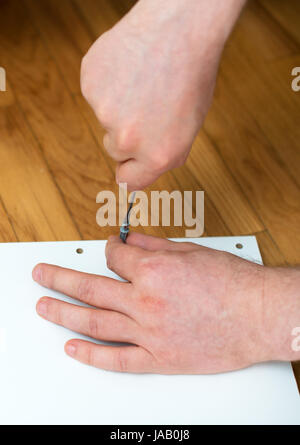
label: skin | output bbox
[33,234,300,374]
[32,0,300,373]
[81,0,247,190]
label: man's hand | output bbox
[81,0,246,190]
[32,233,300,374]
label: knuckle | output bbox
[138,253,168,276]
[114,348,129,373]
[52,302,62,325]
[86,344,96,367]
[97,106,111,128]
[115,127,136,154]
[105,238,112,260]
[81,84,111,128]
[137,256,157,277]
[148,141,189,173]
[106,244,120,272]
[80,60,91,99]
[88,311,100,339]
[77,278,96,304]
[149,152,171,173]
[94,99,113,128]
[106,250,115,271]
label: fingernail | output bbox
[37,300,48,317]
[33,265,42,283]
[66,343,76,357]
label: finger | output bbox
[103,133,129,163]
[126,232,199,252]
[32,264,133,314]
[65,341,155,373]
[116,159,159,191]
[36,297,139,343]
[105,235,150,282]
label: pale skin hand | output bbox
[32,234,300,374]
[81,0,247,190]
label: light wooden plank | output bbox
[203,4,300,265]
[256,230,287,267]
[170,167,232,237]
[204,82,300,265]
[0,198,17,243]
[249,53,300,187]
[0,0,114,240]
[222,2,300,188]
[292,363,300,392]
[0,83,80,241]
[185,132,264,235]
[259,0,300,46]
[25,0,93,94]
[233,1,299,63]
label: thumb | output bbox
[127,232,199,252]
[116,159,159,191]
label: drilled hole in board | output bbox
[235,243,243,250]
[76,248,84,254]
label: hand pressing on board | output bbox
[32,234,300,374]
[81,0,247,190]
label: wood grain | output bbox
[186,131,264,235]
[259,0,300,46]
[0,81,80,241]
[0,0,114,240]
[0,197,17,243]
[25,0,92,94]
[204,1,300,265]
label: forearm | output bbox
[264,267,300,362]
[128,0,247,48]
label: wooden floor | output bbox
[0,0,299,387]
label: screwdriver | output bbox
[120,191,136,243]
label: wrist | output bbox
[262,267,300,362]
[130,0,247,46]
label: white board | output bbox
[0,236,299,425]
